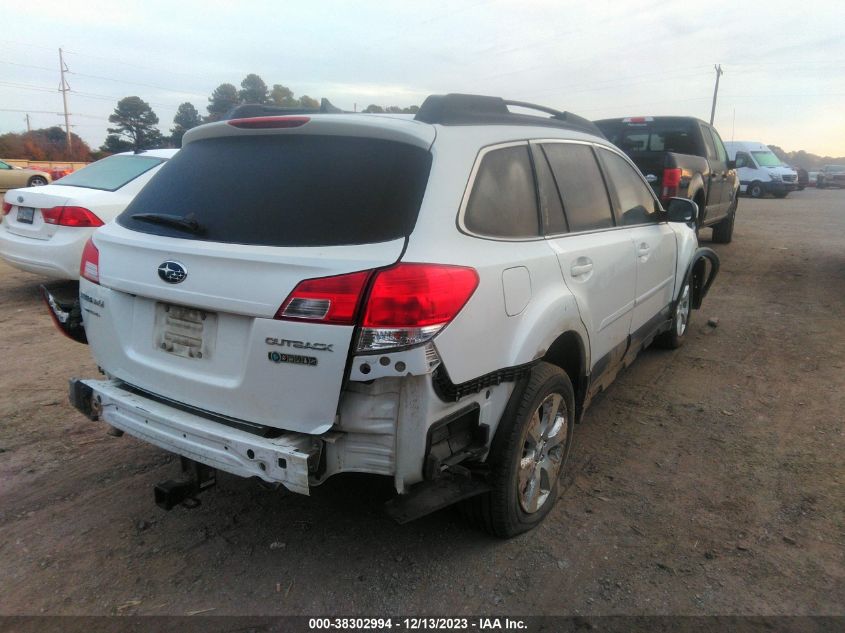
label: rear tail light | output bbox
[80,238,100,284]
[2,201,11,215]
[277,270,372,325]
[661,168,682,201]
[276,263,479,353]
[227,116,310,129]
[42,206,104,227]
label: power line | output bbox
[66,70,208,99]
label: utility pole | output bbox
[709,64,723,126]
[25,114,31,132]
[58,47,72,157]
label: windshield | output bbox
[54,154,165,191]
[750,151,782,167]
[117,134,432,247]
[825,165,845,173]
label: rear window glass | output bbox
[55,155,165,191]
[596,121,699,155]
[464,145,540,238]
[118,135,432,247]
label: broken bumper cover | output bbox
[70,378,317,495]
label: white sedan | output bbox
[0,149,176,280]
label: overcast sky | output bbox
[2,0,844,156]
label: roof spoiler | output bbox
[224,98,345,120]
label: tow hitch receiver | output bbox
[154,457,217,510]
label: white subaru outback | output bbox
[46,94,719,537]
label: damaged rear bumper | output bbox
[69,378,319,495]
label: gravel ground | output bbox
[0,189,843,617]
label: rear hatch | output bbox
[84,120,434,435]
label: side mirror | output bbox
[727,159,737,170]
[666,197,698,225]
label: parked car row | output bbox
[17,94,720,538]
[0,159,51,193]
[0,150,176,279]
[593,116,739,242]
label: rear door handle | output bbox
[637,242,651,257]
[570,261,593,277]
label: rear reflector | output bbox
[227,116,311,129]
[42,206,104,227]
[277,270,372,325]
[80,238,100,284]
[2,201,11,215]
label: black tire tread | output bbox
[461,362,573,538]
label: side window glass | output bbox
[710,129,728,163]
[736,152,750,168]
[0,161,10,170]
[464,145,540,238]
[530,145,567,234]
[598,149,660,226]
[699,124,717,160]
[542,143,614,232]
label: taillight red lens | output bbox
[79,238,100,284]
[662,168,682,188]
[661,168,682,200]
[277,270,372,325]
[42,206,103,227]
[277,263,479,353]
[362,264,479,328]
[2,201,11,215]
[228,116,311,129]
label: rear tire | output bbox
[27,176,48,187]
[747,181,764,198]
[656,280,691,350]
[711,201,736,244]
[462,362,574,538]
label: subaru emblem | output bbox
[158,261,187,284]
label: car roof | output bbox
[183,93,607,150]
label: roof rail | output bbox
[414,93,603,136]
[224,98,344,120]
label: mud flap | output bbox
[40,285,87,344]
[689,247,720,309]
[384,470,491,524]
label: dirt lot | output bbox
[0,190,843,617]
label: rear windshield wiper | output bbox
[130,212,205,235]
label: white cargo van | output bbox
[723,141,798,198]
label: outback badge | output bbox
[158,261,187,284]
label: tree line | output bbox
[1,73,424,161]
[103,73,422,154]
